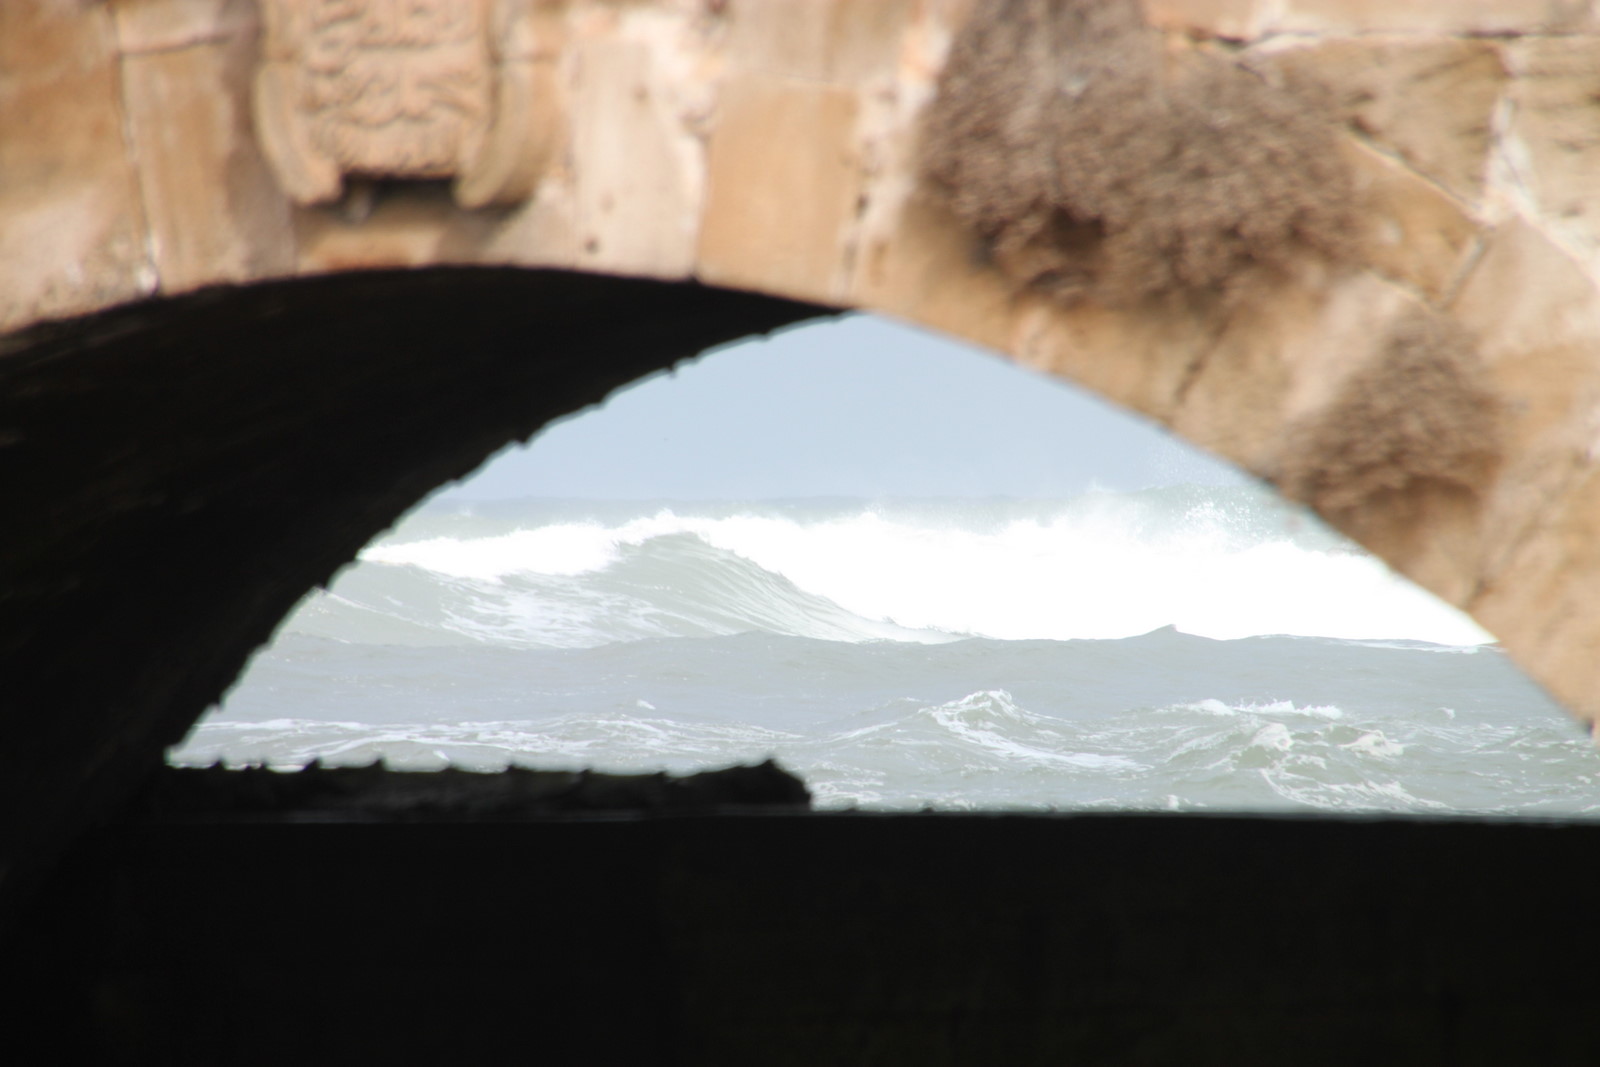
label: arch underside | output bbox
[0,268,827,920]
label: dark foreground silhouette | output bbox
[7,766,1600,1066]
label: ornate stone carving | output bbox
[255,0,556,209]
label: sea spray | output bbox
[338,487,1489,649]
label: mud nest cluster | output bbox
[921,0,1361,307]
[1278,309,1502,513]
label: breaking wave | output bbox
[286,488,1492,650]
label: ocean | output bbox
[171,485,1600,816]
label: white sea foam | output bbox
[1178,700,1345,720]
[1343,731,1405,759]
[1249,723,1294,753]
[363,524,619,579]
[351,493,1493,646]
[922,690,1144,771]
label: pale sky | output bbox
[438,314,1246,501]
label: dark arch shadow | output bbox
[0,267,829,921]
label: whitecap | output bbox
[1343,731,1405,759]
[340,490,1494,647]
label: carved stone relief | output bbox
[255,0,559,209]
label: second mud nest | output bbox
[1277,309,1502,515]
[922,0,1360,307]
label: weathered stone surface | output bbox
[1452,219,1600,716]
[112,0,255,52]
[698,77,864,305]
[1257,37,1507,209]
[845,0,984,333]
[1155,0,1598,37]
[478,173,583,270]
[0,3,153,331]
[494,0,568,62]
[1273,0,1599,35]
[454,52,565,210]
[1176,273,1399,480]
[1502,37,1600,271]
[852,192,1017,355]
[1455,221,1600,560]
[1456,222,1600,519]
[1010,291,1220,428]
[570,32,702,278]
[1145,0,1272,39]
[721,0,916,85]
[1344,138,1483,302]
[1470,461,1600,724]
[122,37,295,292]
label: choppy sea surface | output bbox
[172,486,1600,816]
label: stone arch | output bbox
[4,0,1600,921]
[0,268,828,920]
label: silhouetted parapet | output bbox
[14,813,1600,1065]
[139,760,812,821]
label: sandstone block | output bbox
[0,3,152,331]
[1453,218,1600,467]
[494,0,569,62]
[1174,271,1396,477]
[1345,139,1483,303]
[721,0,916,85]
[1448,217,1600,713]
[1257,37,1507,210]
[112,0,256,53]
[571,36,701,279]
[1503,38,1600,272]
[1469,462,1600,726]
[1273,0,1598,35]
[1145,0,1271,39]
[1010,293,1218,429]
[1451,219,1600,592]
[122,37,295,293]
[697,77,863,305]
[850,193,1017,356]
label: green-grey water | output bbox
[173,487,1600,816]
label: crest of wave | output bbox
[359,496,1491,646]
